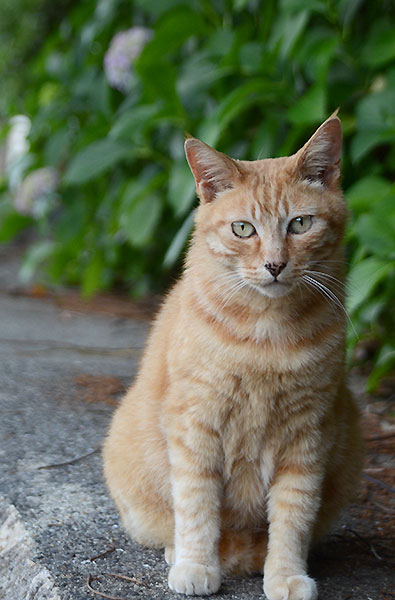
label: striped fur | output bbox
[103,116,363,599]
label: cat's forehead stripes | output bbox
[247,169,291,221]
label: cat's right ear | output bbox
[185,138,243,203]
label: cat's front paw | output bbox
[264,574,318,600]
[168,560,221,596]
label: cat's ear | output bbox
[295,115,342,188]
[185,137,244,203]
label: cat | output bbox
[103,114,363,600]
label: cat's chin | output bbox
[251,281,294,299]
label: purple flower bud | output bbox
[104,27,153,93]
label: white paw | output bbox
[168,560,221,596]
[165,546,175,565]
[264,574,318,600]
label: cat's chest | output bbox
[214,377,281,481]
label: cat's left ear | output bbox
[185,137,244,203]
[295,114,342,188]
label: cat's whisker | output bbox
[302,275,358,339]
[209,272,244,302]
[219,280,249,311]
[306,268,359,294]
[304,270,347,297]
[310,259,349,265]
[305,270,345,286]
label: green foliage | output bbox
[1,0,394,386]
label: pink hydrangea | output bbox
[104,27,153,93]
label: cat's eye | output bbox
[288,215,313,235]
[231,221,256,238]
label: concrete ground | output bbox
[0,246,393,600]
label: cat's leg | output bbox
[165,546,175,565]
[263,461,321,600]
[165,396,223,596]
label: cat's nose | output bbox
[264,262,287,279]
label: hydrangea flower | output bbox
[14,167,58,216]
[104,27,153,93]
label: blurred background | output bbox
[0,0,394,389]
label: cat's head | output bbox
[185,115,346,300]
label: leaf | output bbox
[120,193,162,248]
[134,0,189,18]
[82,252,105,298]
[168,160,196,216]
[281,0,327,12]
[361,22,395,68]
[109,105,160,140]
[301,35,337,83]
[269,10,309,59]
[350,129,395,163]
[163,211,195,269]
[356,210,395,259]
[137,7,207,67]
[198,79,276,146]
[347,257,393,314]
[19,240,54,283]
[367,345,395,392]
[351,88,395,162]
[346,176,393,215]
[64,139,134,185]
[0,210,33,242]
[287,84,326,125]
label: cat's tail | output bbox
[218,528,268,575]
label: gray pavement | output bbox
[0,277,392,599]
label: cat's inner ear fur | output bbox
[185,138,244,203]
[296,116,342,188]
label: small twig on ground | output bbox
[37,446,101,470]
[106,573,149,588]
[87,575,130,600]
[87,573,149,600]
[369,544,383,561]
[89,545,116,562]
[343,528,384,561]
[365,432,395,442]
[363,472,395,494]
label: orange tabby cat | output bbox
[103,115,363,599]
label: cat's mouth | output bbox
[250,279,293,299]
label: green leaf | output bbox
[361,22,395,68]
[19,240,54,283]
[346,176,393,215]
[0,210,33,242]
[351,88,395,162]
[134,0,188,18]
[137,7,207,66]
[198,79,276,146]
[288,84,326,125]
[64,139,134,185]
[120,193,162,248]
[356,210,395,259]
[163,211,195,268]
[168,160,196,216]
[82,252,105,297]
[269,10,309,59]
[109,105,160,140]
[281,0,327,13]
[351,129,395,163]
[347,257,393,314]
[367,345,395,392]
